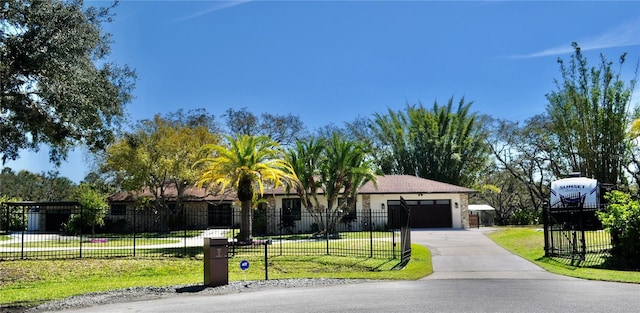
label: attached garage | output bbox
[361,175,476,229]
[387,199,453,228]
[407,200,452,228]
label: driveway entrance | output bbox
[411,228,569,280]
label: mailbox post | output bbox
[204,237,229,286]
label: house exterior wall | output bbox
[266,192,467,232]
[460,193,470,229]
[105,191,468,233]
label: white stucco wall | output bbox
[267,192,466,232]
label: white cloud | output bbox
[510,19,640,59]
[175,0,252,22]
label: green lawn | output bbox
[257,231,397,241]
[0,243,430,306]
[487,227,640,283]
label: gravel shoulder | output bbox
[1,279,369,313]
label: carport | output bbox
[468,204,496,226]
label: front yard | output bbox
[0,243,431,306]
[488,227,640,283]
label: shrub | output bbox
[0,196,26,231]
[598,191,640,269]
[508,208,540,225]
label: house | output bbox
[260,174,477,233]
[107,186,235,232]
[106,175,476,233]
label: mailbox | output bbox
[204,237,229,286]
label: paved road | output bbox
[47,229,640,313]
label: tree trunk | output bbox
[236,175,254,243]
[238,199,252,242]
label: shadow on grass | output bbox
[138,247,204,258]
[537,255,639,271]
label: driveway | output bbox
[413,228,565,280]
[39,229,640,313]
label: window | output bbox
[282,198,302,221]
[208,203,232,227]
[111,204,126,216]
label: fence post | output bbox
[264,241,269,281]
[278,208,283,256]
[542,202,550,257]
[579,206,586,262]
[79,204,83,258]
[133,206,137,257]
[325,207,329,255]
[21,204,25,259]
[369,206,373,258]
[183,205,187,256]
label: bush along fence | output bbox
[0,201,407,262]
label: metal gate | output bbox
[387,197,412,267]
[399,197,411,265]
[542,202,609,266]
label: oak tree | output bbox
[0,0,135,164]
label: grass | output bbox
[256,231,396,241]
[262,238,397,256]
[487,227,640,283]
[0,243,430,306]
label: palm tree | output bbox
[287,138,325,213]
[288,134,378,234]
[322,134,378,233]
[195,134,298,242]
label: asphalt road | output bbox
[48,229,640,313]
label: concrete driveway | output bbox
[412,228,567,280]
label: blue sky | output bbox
[4,0,640,183]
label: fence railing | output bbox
[0,202,403,261]
[543,204,612,267]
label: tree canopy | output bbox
[546,42,637,185]
[0,167,76,201]
[371,97,490,187]
[223,107,307,146]
[195,134,298,241]
[0,0,136,164]
[287,134,378,234]
[101,112,219,230]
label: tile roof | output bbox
[108,175,475,202]
[108,185,233,202]
[265,174,476,195]
[360,175,476,194]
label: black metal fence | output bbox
[1,202,404,261]
[543,203,612,266]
